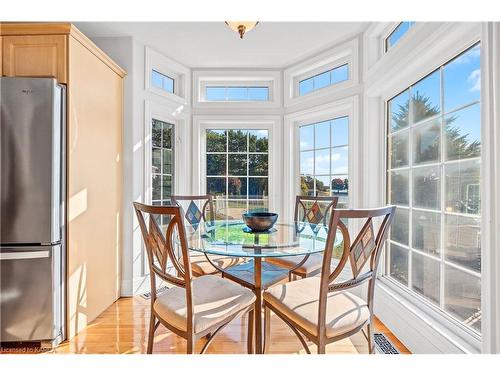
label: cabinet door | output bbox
[2,35,67,83]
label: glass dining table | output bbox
[184,219,341,354]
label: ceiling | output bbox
[75,22,369,69]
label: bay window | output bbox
[386,43,481,333]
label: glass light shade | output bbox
[225,21,259,38]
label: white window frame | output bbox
[193,70,281,109]
[192,115,283,216]
[363,21,485,353]
[145,46,190,105]
[283,96,360,221]
[284,38,359,108]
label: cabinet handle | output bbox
[0,251,50,260]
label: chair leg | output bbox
[187,337,195,354]
[247,309,254,354]
[147,314,156,354]
[367,321,375,354]
[317,343,326,354]
[263,305,271,353]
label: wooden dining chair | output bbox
[265,196,339,280]
[263,206,396,354]
[171,195,243,276]
[133,202,256,354]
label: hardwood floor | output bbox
[36,296,409,354]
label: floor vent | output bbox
[374,333,399,354]
[140,286,169,299]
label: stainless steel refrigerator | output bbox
[0,77,66,347]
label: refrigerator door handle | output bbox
[0,251,50,260]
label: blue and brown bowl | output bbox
[242,212,279,232]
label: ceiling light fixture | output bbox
[225,21,259,39]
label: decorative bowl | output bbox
[242,212,279,232]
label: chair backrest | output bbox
[133,202,195,327]
[294,196,339,227]
[171,195,215,229]
[316,206,396,337]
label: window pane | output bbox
[300,175,315,196]
[412,210,441,256]
[391,207,409,245]
[151,70,163,89]
[152,120,162,147]
[443,44,480,113]
[248,87,269,101]
[228,177,247,198]
[164,76,174,93]
[331,175,348,208]
[411,70,441,124]
[331,146,348,175]
[331,117,349,147]
[152,174,161,200]
[228,154,247,176]
[389,130,409,168]
[162,123,172,149]
[228,130,248,152]
[313,71,330,90]
[412,119,440,165]
[413,165,440,210]
[331,64,349,84]
[162,149,172,175]
[152,148,161,174]
[314,121,330,150]
[316,176,331,197]
[390,243,409,285]
[206,130,227,152]
[387,22,411,50]
[248,199,268,213]
[300,151,314,175]
[206,87,226,101]
[206,154,226,175]
[389,170,409,206]
[445,104,481,161]
[445,159,481,215]
[299,78,314,96]
[249,154,268,176]
[227,87,247,101]
[315,149,330,175]
[162,176,172,199]
[299,125,314,150]
[389,90,410,132]
[248,130,268,152]
[412,252,441,304]
[207,177,226,197]
[444,265,481,332]
[226,200,247,219]
[248,177,268,198]
[445,214,481,273]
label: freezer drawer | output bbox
[0,245,64,343]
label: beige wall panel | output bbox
[67,35,123,338]
[2,35,67,83]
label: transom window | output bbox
[299,64,349,96]
[205,86,269,101]
[385,22,416,52]
[299,116,349,208]
[152,119,174,223]
[386,43,481,333]
[151,70,174,94]
[205,129,269,219]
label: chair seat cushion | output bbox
[153,275,255,334]
[263,276,369,338]
[185,252,244,275]
[265,253,323,275]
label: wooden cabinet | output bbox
[1,23,126,340]
[2,35,67,83]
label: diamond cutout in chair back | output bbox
[185,200,203,230]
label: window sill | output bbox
[375,276,481,353]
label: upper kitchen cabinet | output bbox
[2,34,68,83]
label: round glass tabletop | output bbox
[185,220,342,258]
